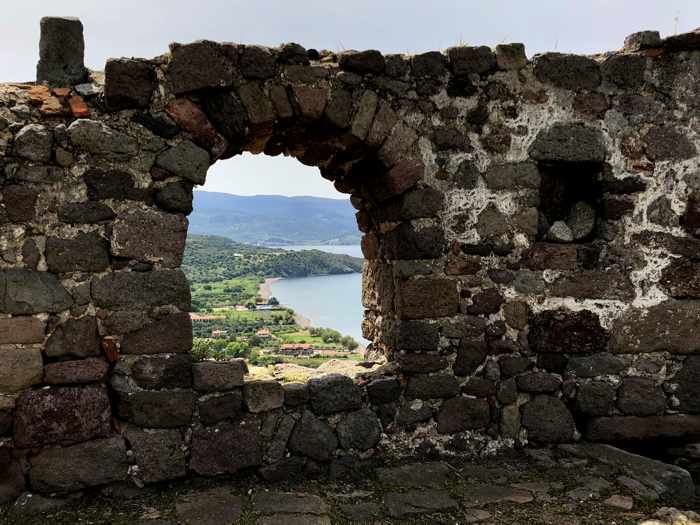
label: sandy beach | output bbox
[258,277,281,301]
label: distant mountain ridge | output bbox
[189,191,361,245]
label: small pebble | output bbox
[604,494,634,510]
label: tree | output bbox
[246,302,257,310]
[341,335,359,351]
[268,296,280,306]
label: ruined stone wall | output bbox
[1,18,700,502]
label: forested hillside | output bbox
[188,191,361,245]
[183,235,364,283]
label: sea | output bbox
[270,245,367,344]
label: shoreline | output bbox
[258,277,281,301]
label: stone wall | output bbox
[1,17,700,502]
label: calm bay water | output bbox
[270,245,366,344]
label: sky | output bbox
[3,0,699,199]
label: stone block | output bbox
[521,395,575,443]
[601,54,646,90]
[339,50,385,74]
[14,124,53,162]
[643,125,696,161]
[396,278,459,319]
[484,161,540,190]
[0,347,43,393]
[283,382,309,406]
[124,427,186,483]
[529,122,606,163]
[240,45,275,79]
[412,51,446,77]
[675,356,700,414]
[0,317,45,344]
[44,357,109,385]
[46,316,100,358]
[192,360,247,391]
[104,58,155,110]
[29,436,128,493]
[288,410,338,461]
[198,391,243,425]
[118,389,194,428]
[243,380,285,413]
[624,31,661,51]
[190,420,262,475]
[84,169,152,202]
[516,372,561,393]
[337,408,382,450]
[437,397,490,433]
[534,53,601,90]
[58,202,115,224]
[529,309,608,354]
[447,46,496,75]
[37,17,87,85]
[367,378,401,404]
[91,270,191,310]
[127,354,193,390]
[46,232,110,273]
[0,448,24,504]
[586,414,700,442]
[523,243,577,271]
[292,85,328,120]
[660,259,700,299]
[67,119,138,158]
[120,312,192,354]
[13,385,112,448]
[156,140,210,184]
[566,353,625,378]
[575,380,616,416]
[111,209,188,268]
[496,43,527,70]
[406,372,460,400]
[383,223,444,260]
[0,269,73,315]
[167,41,234,94]
[397,353,448,373]
[617,377,666,416]
[3,185,38,223]
[453,339,487,376]
[155,182,194,214]
[308,374,362,415]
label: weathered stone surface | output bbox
[91,270,190,309]
[383,223,444,260]
[105,58,155,109]
[0,317,45,344]
[643,125,697,161]
[437,397,490,433]
[288,410,338,461]
[0,269,73,314]
[484,161,540,190]
[447,46,496,75]
[111,209,187,268]
[166,98,225,153]
[14,124,53,162]
[610,302,700,354]
[522,395,575,443]
[567,201,596,240]
[396,278,458,319]
[367,378,401,404]
[37,17,87,85]
[30,436,128,493]
[84,169,151,202]
[624,31,661,51]
[44,357,109,385]
[503,301,530,329]
[126,354,192,390]
[307,374,362,415]
[0,449,24,504]
[156,140,210,184]
[339,50,385,74]
[46,232,110,273]
[198,391,243,425]
[3,185,37,223]
[534,53,601,90]
[283,382,309,406]
[467,288,504,315]
[463,484,534,507]
[496,43,527,70]
[675,356,700,414]
[586,415,700,441]
[167,41,233,93]
[462,377,496,397]
[453,339,488,376]
[529,123,606,163]
[293,85,328,120]
[617,377,666,416]
[397,353,448,373]
[14,386,112,447]
[337,408,381,450]
[176,488,244,525]
[120,312,193,354]
[516,372,561,393]
[377,462,451,488]
[125,427,186,483]
[601,54,646,89]
[406,372,460,399]
[0,347,43,393]
[240,45,275,79]
[67,119,137,158]
[118,390,194,428]
[155,182,194,214]
[58,202,115,224]
[244,380,285,412]
[529,309,608,354]
[660,259,700,299]
[683,191,700,238]
[46,316,99,358]
[575,380,616,416]
[192,419,262,475]
[201,91,248,148]
[384,489,458,518]
[550,270,635,300]
[412,51,446,77]
[193,360,247,391]
[566,353,625,378]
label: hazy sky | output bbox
[3,1,699,199]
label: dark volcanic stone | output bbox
[156,182,194,214]
[412,51,446,77]
[85,169,152,202]
[367,378,402,404]
[534,53,601,90]
[37,17,88,85]
[447,46,496,75]
[586,415,700,442]
[396,278,459,319]
[167,41,234,93]
[201,91,248,148]
[529,309,608,354]
[499,356,532,377]
[130,354,193,390]
[190,420,261,475]
[395,320,440,351]
[617,377,667,416]
[198,391,244,426]
[44,358,109,385]
[566,353,626,378]
[240,45,275,79]
[406,372,460,400]
[453,339,487,376]
[467,288,504,315]
[133,111,180,138]
[529,122,606,163]
[437,397,490,433]
[118,390,194,428]
[660,259,700,299]
[120,312,193,354]
[643,125,696,161]
[675,356,700,414]
[308,374,362,415]
[29,436,127,493]
[3,185,37,223]
[575,380,616,416]
[0,268,73,315]
[124,427,186,483]
[0,448,24,504]
[384,223,445,260]
[398,353,448,373]
[462,378,496,397]
[521,395,575,443]
[13,385,112,448]
[91,270,191,310]
[283,382,309,406]
[46,232,110,273]
[601,54,646,90]
[156,141,210,184]
[339,50,385,74]
[684,192,700,238]
[337,408,382,450]
[105,58,155,110]
[58,202,115,224]
[516,372,561,393]
[288,410,338,461]
[46,316,100,358]
[193,360,247,391]
[243,380,284,413]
